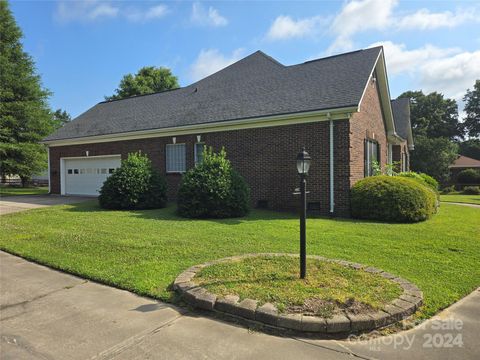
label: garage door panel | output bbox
[64,156,121,196]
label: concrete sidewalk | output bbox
[1,251,478,359]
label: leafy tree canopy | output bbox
[52,108,71,129]
[410,136,458,183]
[105,66,179,100]
[458,138,480,160]
[0,0,56,185]
[399,91,463,140]
[463,80,480,138]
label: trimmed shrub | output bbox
[177,147,250,218]
[99,152,167,210]
[351,175,437,223]
[441,185,455,194]
[457,169,480,184]
[463,186,480,195]
[398,171,438,193]
[418,173,439,191]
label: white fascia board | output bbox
[359,49,398,138]
[43,106,357,147]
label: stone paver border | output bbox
[173,254,423,334]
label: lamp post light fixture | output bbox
[296,147,311,279]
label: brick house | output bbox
[43,47,413,216]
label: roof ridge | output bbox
[301,46,383,65]
[99,86,184,104]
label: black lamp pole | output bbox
[296,147,311,279]
[299,172,307,279]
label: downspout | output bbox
[47,146,51,194]
[329,118,334,214]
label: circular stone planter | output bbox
[173,254,423,334]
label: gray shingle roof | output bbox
[391,97,411,140]
[45,47,382,141]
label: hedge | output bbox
[351,175,437,223]
[177,147,250,218]
[98,152,167,210]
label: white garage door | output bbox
[64,156,121,196]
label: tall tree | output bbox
[463,80,480,138]
[0,0,54,186]
[410,136,458,183]
[105,66,179,100]
[52,108,71,129]
[458,139,480,160]
[399,91,463,140]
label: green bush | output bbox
[398,171,438,193]
[177,147,250,218]
[351,175,437,223]
[418,173,439,191]
[457,169,480,184]
[441,185,455,194]
[99,152,167,210]
[462,186,480,195]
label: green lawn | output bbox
[0,201,478,320]
[0,186,49,196]
[196,255,402,317]
[440,194,480,205]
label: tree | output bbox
[410,136,458,183]
[0,0,55,186]
[52,108,71,129]
[458,139,480,160]
[105,66,179,100]
[463,80,480,138]
[398,91,463,140]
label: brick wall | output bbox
[392,143,409,172]
[49,82,390,218]
[49,120,352,216]
[349,75,389,187]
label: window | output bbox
[74,169,79,174]
[364,139,380,177]
[166,144,186,173]
[194,143,205,165]
[67,169,73,174]
[108,168,115,174]
[100,168,107,174]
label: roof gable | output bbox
[45,47,383,142]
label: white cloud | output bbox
[370,41,480,100]
[191,2,228,27]
[420,50,480,100]
[55,1,168,23]
[55,1,119,23]
[370,41,459,75]
[266,15,324,40]
[328,0,398,53]
[397,8,477,30]
[124,5,168,23]
[189,48,244,82]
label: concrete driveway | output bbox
[0,195,92,215]
[1,251,478,359]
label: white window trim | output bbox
[194,142,205,165]
[166,143,186,173]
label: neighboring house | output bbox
[43,47,413,216]
[449,155,480,182]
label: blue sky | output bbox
[10,0,480,118]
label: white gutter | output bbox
[329,119,335,214]
[47,146,51,194]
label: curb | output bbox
[173,253,423,334]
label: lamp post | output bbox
[296,147,311,279]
